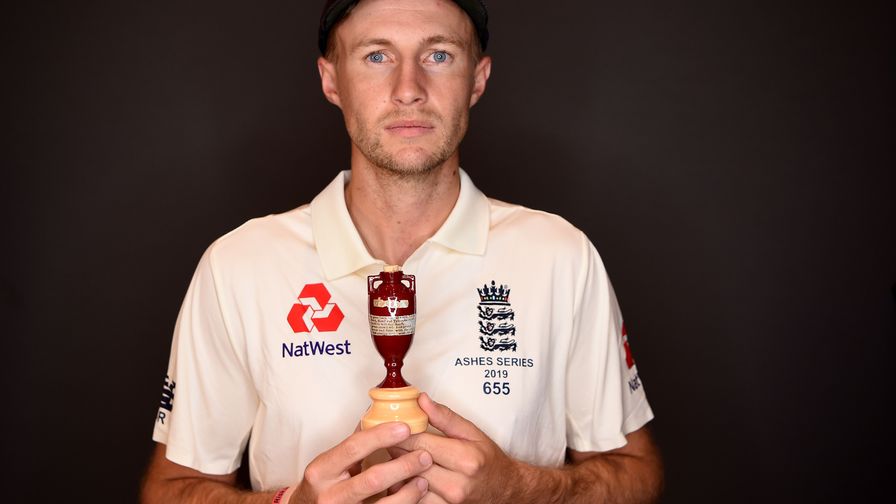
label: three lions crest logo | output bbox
[477,281,517,352]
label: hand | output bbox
[292,422,433,504]
[393,393,525,504]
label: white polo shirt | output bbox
[152,169,653,491]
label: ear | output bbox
[317,56,342,108]
[469,55,492,108]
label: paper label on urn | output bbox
[368,314,416,336]
[372,298,410,309]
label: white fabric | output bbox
[153,169,653,490]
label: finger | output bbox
[379,477,430,504]
[419,489,449,504]
[418,393,482,441]
[331,449,433,503]
[386,446,410,460]
[311,422,411,480]
[384,448,408,495]
[396,433,487,477]
[412,461,470,503]
[387,480,403,496]
[394,433,454,458]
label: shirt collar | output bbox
[310,168,490,281]
[428,168,490,256]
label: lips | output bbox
[386,120,434,129]
[384,120,435,138]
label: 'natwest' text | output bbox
[283,340,352,358]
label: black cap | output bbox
[318,0,489,55]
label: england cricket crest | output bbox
[477,281,517,352]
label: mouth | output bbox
[384,120,435,138]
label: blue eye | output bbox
[432,51,448,63]
[367,52,385,63]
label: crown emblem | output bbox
[478,280,510,304]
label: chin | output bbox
[373,147,451,177]
[379,160,441,177]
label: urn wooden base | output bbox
[361,386,429,434]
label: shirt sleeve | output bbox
[152,244,259,474]
[565,236,654,453]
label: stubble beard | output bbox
[350,109,467,180]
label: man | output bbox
[141,0,663,502]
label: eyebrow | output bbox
[354,38,392,51]
[351,34,469,53]
[421,35,468,49]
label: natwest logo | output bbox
[287,283,344,333]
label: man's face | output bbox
[318,0,491,177]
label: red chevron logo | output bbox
[622,323,635,369]
[286,283,345,333]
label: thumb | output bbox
[418,392,482,441]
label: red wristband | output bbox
[272,486,294,504]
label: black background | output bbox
[4,1,894,502]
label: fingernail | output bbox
[391,423,410,437]
[416,477,429,492]
[419,451,432,467]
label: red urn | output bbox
[362,265,428,434]
[367,267,416,388]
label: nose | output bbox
[392,59,426,106]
